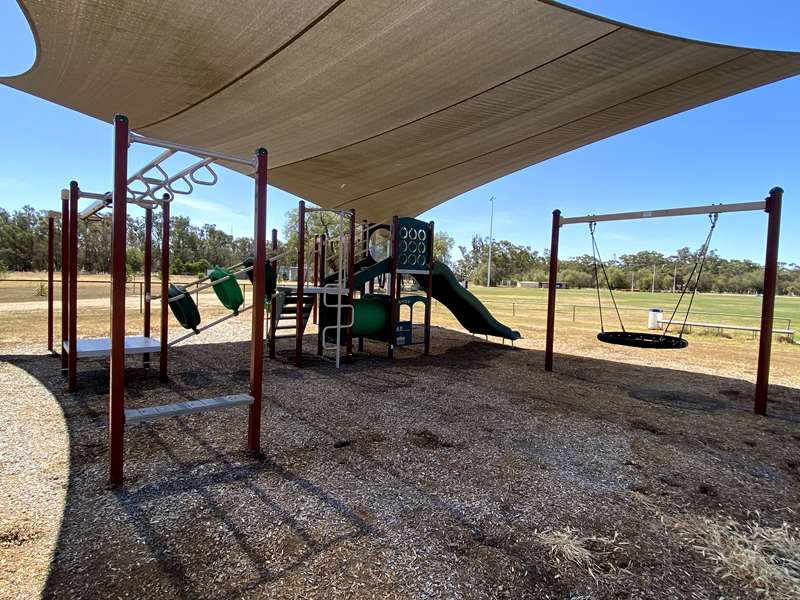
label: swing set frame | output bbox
[544,187,783,416]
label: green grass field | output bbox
[463,285,800,332]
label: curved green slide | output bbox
[412,262,521,341]
[323,256,519,342]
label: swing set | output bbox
[544,188,783,416]
[587,212,718,350]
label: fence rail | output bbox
[3,278,794,331]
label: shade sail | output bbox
[4,1,800,222]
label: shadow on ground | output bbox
[2,326,799,598]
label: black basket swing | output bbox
[587,214,718,350]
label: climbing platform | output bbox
[125,394,254,425]
[63,336,161,358]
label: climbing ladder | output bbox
[269,289,316,355]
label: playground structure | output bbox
[48,114,269,484]
[9,0,796,494]
[266,202,521,368]
[46,121,521,484]
[544,188,784,416]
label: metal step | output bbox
[280,306,313,316]
[125,394,254,425]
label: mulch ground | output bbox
[1,322,799,599]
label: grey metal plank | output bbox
[125,394,254,425]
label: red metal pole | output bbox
[366,222,375,295]
[317,234,326,356]
[248,148,268,453]
[388,216,399,359]
[67,181,79,392]
[424,221,434,356]
[359,220,368,352]
[346,209,355,356]
[159,195,170,382]
[108,114,129,486]
[754,187,783,416]
[295,201,305,367]
[544,209,561,372]
[47,214,55,354]
[143,207,152,367]
[312,235,319,325]
[61,190,69,370]
[268,228,278,359]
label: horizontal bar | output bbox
[79,190,157,209]
[149,266,253,302]
[560,200,766,225]
[125,393,254,425]
[78,198,111,220]
[168,305,253,346]
[657,318,793,334]
[129,133,254,167]
[396,269,430,275]
[127,148,176,185]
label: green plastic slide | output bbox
[412,262,520,340]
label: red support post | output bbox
[143,207,152,367]
[544,209,561,372]
[67,181,79,392]
[312,235,319,325]
[754,187,783,416]
[268,228,278,359]
[346,209,355,357]
[317,234,326,356]
[424,221,434,356]
[248,148,268,453]
[60,189,69,371]
[47,213,55,354]
[295,201,305,367]
[359,220,368,351]
[388,216,399,359]
[159,195,170,382]
[108,114,129,485]
[366,222,375,295]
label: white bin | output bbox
[647,308,663,330]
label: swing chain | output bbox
[662,212,719,337]
[589,221,625,333]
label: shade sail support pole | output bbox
[109,114,129,486]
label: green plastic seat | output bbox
[243,257,278,300]
[209,267,244,314]
[168,284,201,332]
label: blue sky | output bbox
[0,0,797,264]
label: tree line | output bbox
[453,235,800,295]
[0,206,253,277]
[2,206,797,295]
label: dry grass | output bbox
[674,516,800,599]
[534,527,629,588]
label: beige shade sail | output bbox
[4,0,800,222]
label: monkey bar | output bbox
[51,114,268,485]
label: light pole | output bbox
[652,263,656,294]
[673,263,677,292]
[487,196,495,287]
